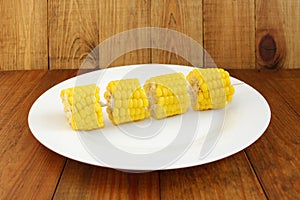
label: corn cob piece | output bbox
[186,68,235,111]
[104,78,150,125]
[60,84,104,130]
[144,73,189,119]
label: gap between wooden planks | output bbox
[229,69,300,200]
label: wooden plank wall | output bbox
[0,0,299,70]
[0,0,48,70]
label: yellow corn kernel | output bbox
[60,84,104,130]
[104,78,150,125]
[144,73,189,119]
[186,68,235,111]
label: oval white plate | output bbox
[28,64,271,171]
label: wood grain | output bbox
[0,0,48,70]
[229,69,300,199]
[99,0,150,68]
[48,0,99,69]
[53,160,160,200]
[256,0,286,69]
[0,71,43,127]
[256,0,300,69]
[151,0,203,66]
[268,70,300,116]
[0,71,76,199]
[1,1,300,70]
[279,1,300,69]
[0,71,25,107]
[203,0,255,69]
[160,152,266,200]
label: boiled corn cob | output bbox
[60,84,104,130]
[104,78,150,125]
[186,68,235,111]
[144,73,189,119]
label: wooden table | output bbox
[0,69,299,199]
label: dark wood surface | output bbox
[0,69,299,199]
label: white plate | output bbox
[28,64,271,172]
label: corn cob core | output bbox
[60,84,104,130]
[186,68,235,111]
[104,78,150,125]
[144,73,189,119]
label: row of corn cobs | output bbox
[60,68,235,130]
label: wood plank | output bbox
[0,0,48,70]
[0,71,44,127]
[0,70,77,199]
[151,0,203,66]
[0,71,26,106]
[256,0,300,69]
[229,69,300,199]
[279,1,300,69]
[160,152,266,199]
[229,69,300,111]
[265,70,300,116]
[53,160,160,200]
[271,76,300,115]
[256,0,286,69]
[203,0,255,69]
[48,0,99,69]
[99,0,150,68]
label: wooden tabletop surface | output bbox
[0,69,299,199]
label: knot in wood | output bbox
[259,34,277,63]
